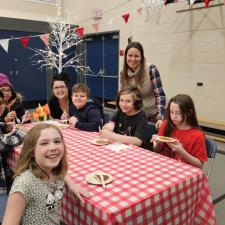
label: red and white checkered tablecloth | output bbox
[58,127,216,225]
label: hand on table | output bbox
[166,139,184,155]
[69,116,78,127]
[102,122,115,132]
[99,129,113,139]
[71,184,90,203]
[61,111,69,120]
[65,174,90,203]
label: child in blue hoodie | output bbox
[68,83,102,132]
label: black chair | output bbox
[205,137,217,179]
[103,111,114,124]
[147,122,157,139]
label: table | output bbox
[58,127,216,225]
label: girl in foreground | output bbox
[153,94,207,168]
[2,123,89,225]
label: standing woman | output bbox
[120,42,166,129]
[48,72,72,120]
[0,73,26,123]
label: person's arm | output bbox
[99,129,142,146]
[48,97,62,119]
[64,174,89,203]
[11,99,26,122]
[0,128,26,152]
[149,65,166,125]
[167,140,204,168]
[4,111,16,123]
[131,112,148,145]
[2,192,26,225]
[102,121,115,131]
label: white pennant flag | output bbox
[108,18,114,25]
[190,0,196,5]
[0,39,9,53]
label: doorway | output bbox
[83,31,119,102]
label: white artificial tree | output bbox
[29,1,88,74]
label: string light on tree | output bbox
[29,0,89,74]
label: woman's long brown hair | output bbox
[120,42,147,87]
[164,94,199,137]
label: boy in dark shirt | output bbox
[100,86,149,149]
[68,83,102,132]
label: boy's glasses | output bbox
[53,86,67,91]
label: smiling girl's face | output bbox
[34,127,65,177]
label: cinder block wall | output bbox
[1,0,225,121]
[66,0,225,121]
[134,1,225,121]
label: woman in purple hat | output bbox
[0,73,30,123]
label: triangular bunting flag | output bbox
[91,23,99,32]
[20,37,30,48]
[0,39,9,53]
[190,0,195,4]
[108,18,114,25]
[40,34,49,47]
[164,0,168,6]
[137,8,143,15]
[122,13,130,24]
[75,27,84,38]
[204,0,210,7]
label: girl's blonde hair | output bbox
[14,123,68,179]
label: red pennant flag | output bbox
[20,37,30,48]
[39,34,49,47]
[91,23,99,32]
[204,0,210,7]
[75,27,84,38]
[137,8,142,15]
[164,0,168,6]
[122,13,130,24]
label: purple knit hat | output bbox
[0,73,13,87]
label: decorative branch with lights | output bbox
[29,3,89,74]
